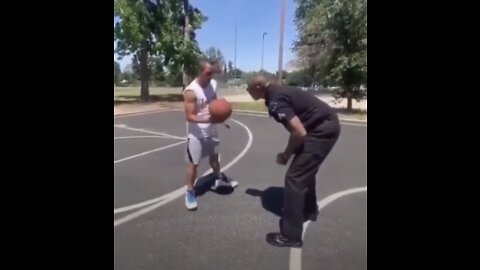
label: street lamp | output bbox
[277,0,286,84]
[261,32,267,75]
[233,21,237,79]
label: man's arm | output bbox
[283,116,307,157]
[184,90,211,123]
[267,94,307,164]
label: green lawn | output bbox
[114,87,181,97]
[114,88,183,105]
[231,101,367,121]
[230,101,267,112]
[114,86,244,97]
[113,88,366,121]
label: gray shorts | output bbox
[186,136,220,165]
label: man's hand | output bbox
[209,114,224,124]
[207,104,225,124]
[276,152,290,165]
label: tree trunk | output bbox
[139,49,149,103]
[346,90,353,112]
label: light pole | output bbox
[277,0,286,84]
[233,21,237,80]
[182,0,190,88]
[261,32,267,75]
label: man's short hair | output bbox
[199,59,220,73]
[247,75,270,91]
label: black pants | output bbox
[280,136,339,242]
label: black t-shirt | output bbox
[265,84,341,154]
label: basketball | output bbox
[209,98,232,122]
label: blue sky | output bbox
[114,0,298,73]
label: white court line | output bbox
[114,125,185,140]
[115,136,163,140]
[341,122,367,127]
[115,135,179,140]
[114,109,179,119]
[235,112,269,118]
[114,141,185,164]
[289,187,367,270]
[114,118,253,226]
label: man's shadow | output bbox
[245,187,284,217]
[194,173,235,197]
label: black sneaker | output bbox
[304,209,319,222]
[266,232,303,248]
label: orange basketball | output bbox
[209,98,232,122]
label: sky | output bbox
[114,0,298,73]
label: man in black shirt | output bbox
[246,76,341,248]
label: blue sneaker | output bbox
[185,190,198,210]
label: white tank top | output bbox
[184,79,218,139]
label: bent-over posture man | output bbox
[246,76,341,247]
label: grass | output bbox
[113,88,366,121]
[114,86,244,97]
[231,101,367,121]
[114,87,183,105]
[231,101,267,112]
[114,87,181,97]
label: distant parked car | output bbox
[118,79,130,87]
[299,85,329,95]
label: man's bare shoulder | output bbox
[183,89,196,102]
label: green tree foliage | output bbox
[294,0,367,111]
[285,70,313,87]
[114,61,121,85]
[203,47,225,68]
[114,0,207,101]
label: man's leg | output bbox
[303,133,340,220]
[268,122,341,247]
[266,152,322,247]
[282,153,321,240]
[185,138,201,210]
[186,162,198,191]
[209,153,221,178]
[208,138,238,190]
[304,172,320,221]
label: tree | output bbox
[120,71,134,84]
[178,0,208,86]
[203,47,225,67]
[276,70,288,80]
[131,55,165,83]
[231,68,243,78]
[242,70,276,83]
[114,0,206,101]
[150,56,165,82]
[285,70,313,86]
[294,0,367,111]
[114,61,121,85]
[227,61,234,77]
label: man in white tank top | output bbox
[182,61,238,210]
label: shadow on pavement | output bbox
[194,173,235,197]
[245,187,284,217]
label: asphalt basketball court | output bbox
[114,109,367,270]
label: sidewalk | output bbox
[221,94,367,123]
[221,94,367,111]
